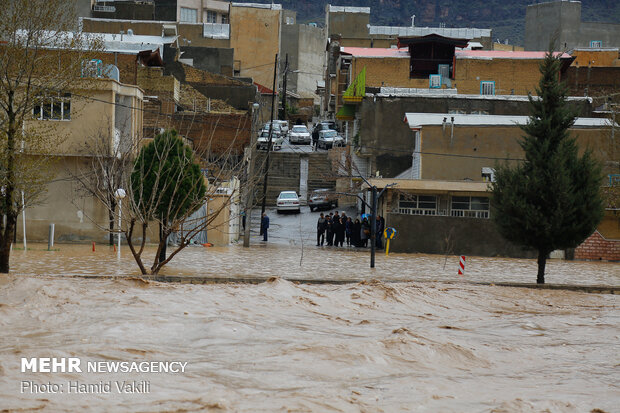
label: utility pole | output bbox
[282,53,288,121]
[370,185,378,268]
[261,53,278,215]
[243,102,260,247]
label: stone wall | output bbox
[386,213,536,258]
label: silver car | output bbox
[317,129,344,149]
[288,125,311,144]
[276,191,300,213]
[257,130,284,150]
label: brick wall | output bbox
[574,231,620,261]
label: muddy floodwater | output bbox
[0,244,618,412]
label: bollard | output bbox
[47,224,55,250]
[92,242,96,252]
[458,255,466,276]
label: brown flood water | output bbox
[0,244,618,412]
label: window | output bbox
[286,17,295,25]
[481,167,495,182]
[398,194,437,215]
[180,7,197,23]
[206,10,217,23]
[590,40,602,48]
[480,81,495,95]
[221,14,229,24]
[429,74,441,89]
[33,93,71,121]
[450,196,490,218]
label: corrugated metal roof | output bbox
[369,26,491,39]
[340,47,409,58]
[456,50,572,60]
[404,113,614,129]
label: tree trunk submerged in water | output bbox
[537,250,547,284]
[0,215,16,274]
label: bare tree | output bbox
[0,0,100,272]
[74,98,254,275]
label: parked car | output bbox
[317,129,344,149]
[260,122,283,137]
[276,191,300,213]
[311,122,332,143]
[274,120,289,135]
[257,130,284,150]
[308,189,338,212]
[288,125,311,144]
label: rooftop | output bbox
[367,178,490,193]
[456,50,573,60]
[404,113,614,129]
[370,26,491,39]
[340,47,409,58]
[328,6,370,14]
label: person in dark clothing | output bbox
[345,217,352,246]
[325,216,333,246]
[375,215,385,249]
[330,212,340,246]
[261,213,269,241]
[334,217,345,247]
[316,213,326,246]
[361,218,370,247]
[352,219,361,247]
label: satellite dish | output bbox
[102,64,120,82]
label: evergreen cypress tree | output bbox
[491,51,604,284]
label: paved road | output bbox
[247,204,358,246]
[257,133,329,154]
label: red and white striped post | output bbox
[458,255,466,276]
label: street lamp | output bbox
[115,188,126,260]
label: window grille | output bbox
[429,74,441,89]
[33,93,71,121]
[480,81,495,95]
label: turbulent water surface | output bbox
[0,244,618,412]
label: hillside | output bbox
[235,0,620,46]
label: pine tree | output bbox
[491,51,604,284]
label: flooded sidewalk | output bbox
[0,243,618,412]
[6,242,620,286]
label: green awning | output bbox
[336,104,356,120]
[343,66,366,104]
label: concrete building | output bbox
[20,78,144,243]
[367,178,534,258]
[325,5,492,49]
[229,2,287,89]
[525,0,620,51]
[356,91,594,178]
[280,23,325,104]
[152,0,230,24]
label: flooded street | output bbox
[0,243,618,412]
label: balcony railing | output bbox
[93,5,115,12]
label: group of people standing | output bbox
[316,211,385,249]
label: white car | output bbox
[257,130,284,150]
[288,125,311,144]
[261,122,283,137]
[275,120,289,135]
[276,191,300,213]
[317,129,344,149]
